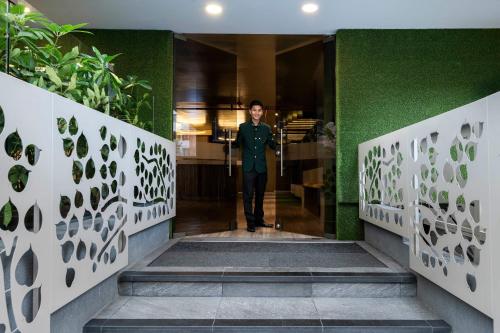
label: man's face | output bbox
[249,105,263,122]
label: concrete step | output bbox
[118,270,417,297]
[84,296,451,333]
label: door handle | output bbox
[228,128,232,177]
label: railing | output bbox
[0,72,176,332]
[359,91,500,320]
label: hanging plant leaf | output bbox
[8,165,30,192]
[5,130,23,160]
[57,117,67,134]
[25,144,41,166]
[63,138,74,157]
[76,133,88,159]
[69,116,78,135]
[0,200,19,231]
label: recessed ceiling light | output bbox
[206,3,223,15]
[302,3,319,14]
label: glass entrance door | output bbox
[274,115,335,237]
[174,107,239,236]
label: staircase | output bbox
[84,238,451,332]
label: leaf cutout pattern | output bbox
[8,165,30,192]
[16,246,38,286]
[5,130,23,160]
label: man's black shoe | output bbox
[255,222,273,228]
[247,226,256,232]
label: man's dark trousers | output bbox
[243,169,267,228]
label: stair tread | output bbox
[87,297,450,332]
[94,296,439,321]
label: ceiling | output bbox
[26,0,500,35]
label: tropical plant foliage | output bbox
[0,1,152,130]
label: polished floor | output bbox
[179,192,324,239]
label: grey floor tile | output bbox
[95,296,131,319]
[223,283,312,297]
[313,298,439,320]
[132,282,222,297]
[312,283,401,298]
[110,296,222,319]
[216,297,319,319]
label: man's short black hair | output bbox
[249,100,264,109]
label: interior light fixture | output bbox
[205,3,223,15]
[302,3,319,14]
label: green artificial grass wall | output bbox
[75,30,174,140]
[336,29,500,240]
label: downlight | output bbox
[206,3,223,15]
[302,3,319,14]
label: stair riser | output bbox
[119,281,416,298]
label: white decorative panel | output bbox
[51,94,130,311]
[407,98,492,316]
[0,72,176,331]
[0,77,52,332]
[358,128,409,237]
[128,132,176,236]
[359,92,500,317]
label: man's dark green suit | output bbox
[234,120,277,228]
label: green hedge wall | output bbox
[336,29,500,240]
[75,30,174,139]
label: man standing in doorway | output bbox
[234,100,277,232]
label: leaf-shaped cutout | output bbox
[0,105,4,135]
[57,117,67,134]
[68,116,78,135]
[76,240,86,261]
[134,149,140,163]
[55,221,67,240]
[21,286,41,323]
[118,230,126,253]
[116,204,124,219]
[101,183,109,200]
[72,161,83,184]
[61,241,74,263]
[8,165,30,192]
[66,267,75,287]
[25,202,42,233]
[90,187,100,210]
[25,144,41,166]
[89,242,97,260]
[5,131,23,160]
[83,210,93,230]
[108,215,116,231]
[94,213,103,232]
[110,135,117,151]
[99,126,107,140]
[154,143,158,155]
[59,195,71,218]
[16,246,38,286]
[141,142,145,153]
[63,138,74,157]
[85,158,96,179]
[109,161,117,178]
[120,172,126,186]
[465,142,477,161]
[457,164,468,188]
[74,190,84,208]
[110,246,117,263]
[101,144,110,162]
[101,227,109,242]
[118,136,127,158]
[76,133,88,159]
[68,215,79,237]
[111,180,118,193]
[100,164,108,179]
